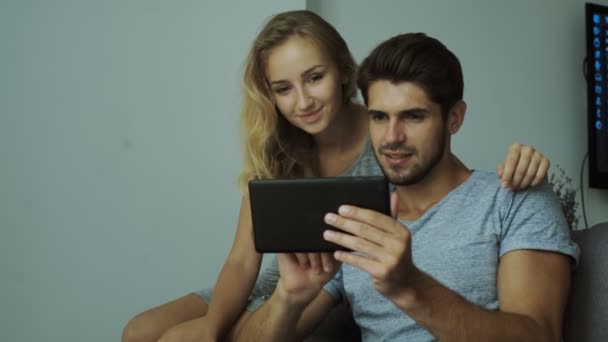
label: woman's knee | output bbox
[122,313,158,342]
[122,295,208,342]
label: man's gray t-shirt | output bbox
[323,170,580,341]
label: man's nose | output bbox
[385,120,405,144]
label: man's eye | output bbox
[371,113,386,121]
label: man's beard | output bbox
[374,131,447,186]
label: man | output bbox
[236,33,579,341]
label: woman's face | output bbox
[265,35,344,136]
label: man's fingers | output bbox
[390,191,399,219]
[334,250,377,275]
[324,229,384,260]
[325,212,387,245]
[332,205,398,235]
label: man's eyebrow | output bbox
[367,109,387,116]
[367,108,429,116]
[268,65,324,86]
[399,108,429,116]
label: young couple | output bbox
[122,10,566,342]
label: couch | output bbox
[564,222,608,341]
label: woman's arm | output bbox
[235,254,340,342]
[498,142,550,190]
[205,195,263,340]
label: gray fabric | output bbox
[564,223,608,342]
[339,138,383,177]
[323,170,579,341]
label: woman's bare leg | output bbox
[122,294,208,342]
[156,310,253,342]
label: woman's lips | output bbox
[298,108,323,123]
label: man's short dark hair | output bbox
[357,33,464,119]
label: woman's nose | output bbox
[296,87,314,111]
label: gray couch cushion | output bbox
[564,223,608,341]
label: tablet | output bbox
[248,176,390,253]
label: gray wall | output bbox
[309,0,608,227]
[0,1,303,341]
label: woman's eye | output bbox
[308,73,323,83]
[274,87,290,95]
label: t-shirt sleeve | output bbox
[499,180,580,265]
[322,266,344,303]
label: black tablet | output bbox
[248,176,390,253]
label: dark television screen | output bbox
[586,3,608,188]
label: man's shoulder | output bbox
[467,170,501,189]
[455,170,505,201]
[465,170,555,204]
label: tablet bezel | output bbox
[248,176,391,253]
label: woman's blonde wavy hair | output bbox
[238,10,358,191]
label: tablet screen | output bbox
[248,176,390,253]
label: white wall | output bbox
[309,0,608,228]
[0,1,304,341]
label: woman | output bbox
[123,10,550,342]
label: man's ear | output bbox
[447,100,466,135]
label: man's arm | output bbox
[394,249,571,341]
[323,202,572,341]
